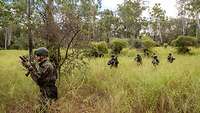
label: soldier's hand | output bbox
[21,61,30,68]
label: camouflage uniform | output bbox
[167,53,175,63]
[107,55,119,68]
[21,47,57,112]
[152,54,159,67]
[134,54,142,65]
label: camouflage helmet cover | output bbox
[34,47,49,56]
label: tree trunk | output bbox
[181,17,186,35]
[7,25,12,46]
[4,27,8,49]
[157,20,163,44]
[27,0,33,56]
[196,12,200,38]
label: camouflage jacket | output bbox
[30,59,57,87]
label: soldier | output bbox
[152,53,159,67]
[167,53,175,63]
[134,54,142,65]
[107,55,119,68]
[144,49,150,57]
[114,56,119,67]
[20,47,57,113]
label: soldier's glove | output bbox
[21,61,33,71]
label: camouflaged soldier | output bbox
[21,47,57,112]
[167,53,175,63]
[107,55,119,68]
[134,54,142,65]
[144,49,150,57]
[152,53,159,67]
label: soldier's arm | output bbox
[28,65,40,84]
[37,64,55,85]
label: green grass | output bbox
[1,48,200,113]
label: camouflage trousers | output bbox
[38,83,58,113]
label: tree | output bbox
[150,3,167,44]
[32,0,96,79]
[185,0,200,38]
[79,0,102,39]
[97,9,120,41]
[177,0,188,35]
[118,0,144,39]
[0,1,14,49]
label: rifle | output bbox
[19,56,31,77]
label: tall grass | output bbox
[1,48,200,113]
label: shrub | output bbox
[88,41,108,57]
[121,48,137,57]
[129,39,143,49]
[96,41,108,54]
[129,36,157,49]
[111,38,129,54]
[171,36,197,54]
[141,36,157,49]
[171,36,197,47]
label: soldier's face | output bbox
[35,56,43,62]
[36,56,47,62]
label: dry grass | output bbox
[1,47,200,113]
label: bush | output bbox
[129,39,143,49]
[120,48,137,57]
[10,35,28,49]
[171,36,197,47]
[87,41,108,57]
[111,38,129,54]
[171,36,197,54]
[141,36,157,49]
[129,36,157,49]
[177,46,191,54]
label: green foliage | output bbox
[129,36,157,49]
[171,36,197,54]
[3,49,200,112]
[129,39,143,48]
[171,35,197,47]
[118,0,144,38]
[88,41,108,57]
[120,48,137,57]
[177,46,191,54]
[111,38,129,54]
[10,34,28,49]
[141,36,157,49]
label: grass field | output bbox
[1,47,200,113]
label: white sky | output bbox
[101,0,178,18]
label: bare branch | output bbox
[60,29,81,67]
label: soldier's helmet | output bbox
[111,55,115,57]
[169,53,172,56]
[153,55,157,59]
[34,47,49,57]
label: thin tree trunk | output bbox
[27,0,33,57]
[196,12,200,38]
[157,20,162,44]
[7,25,12,46]
[181,16,186,35]
[4,28,8,49]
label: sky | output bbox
[101,0,178,18]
